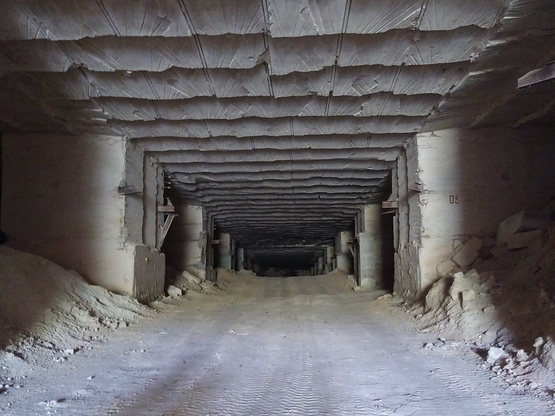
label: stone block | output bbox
[436,258,458,277]
[167,285,182,297]
[451,237,483,268]
[506,230,543,250]
[497,211,551,245]
[182,270,202,285]
[449,270,481,307]
[463,268,481,281]
[487,346,506,364]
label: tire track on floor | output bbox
[105,297,261,415]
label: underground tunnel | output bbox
[0,0,555,414]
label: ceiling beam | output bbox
[518,62,555,89]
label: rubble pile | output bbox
[0,246,152,365]
[168,269,220,296]
[236,269,257,278]
[417,206,555,396]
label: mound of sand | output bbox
[0,246,152,364]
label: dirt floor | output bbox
[1,271,554,415]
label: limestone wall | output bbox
[394,126,555,295]
[1,133,164,302]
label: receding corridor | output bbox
[2,273,552,416]
[1,1,555,414]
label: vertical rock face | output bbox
[1,134,166,301]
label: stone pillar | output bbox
[236,247,245,271]
[310,266,315,276]
[336,231,353,273]
[164,204,206,280]
[325,245,334,274]
[317,256,325,275]
[216,233,232,270]
[1,133,167,302]
[358,204,383,288]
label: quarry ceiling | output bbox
[0,0,554,263]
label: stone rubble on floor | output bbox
[414,201,555,398]
[170,270,205,293]
[166,285,183,298]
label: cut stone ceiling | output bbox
[0,0,554,261]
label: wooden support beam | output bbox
[159,213,178,246]
[158,205,175,213]
[382,200,399,209]
[347,238,357,257]
[117,185,141,195]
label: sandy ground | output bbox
[1,272,554,416]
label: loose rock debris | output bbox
[411,203,555,398]
[166,269,220,296]
[0,246,234,411]
[166,284,183,298]
[1,249,554,414]
[3,214,555,407]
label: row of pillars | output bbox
[238,248,262,274]
[309,205,383,289]
[213,204,383,288]
[214,233,264,273]
[310,230,354,276]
